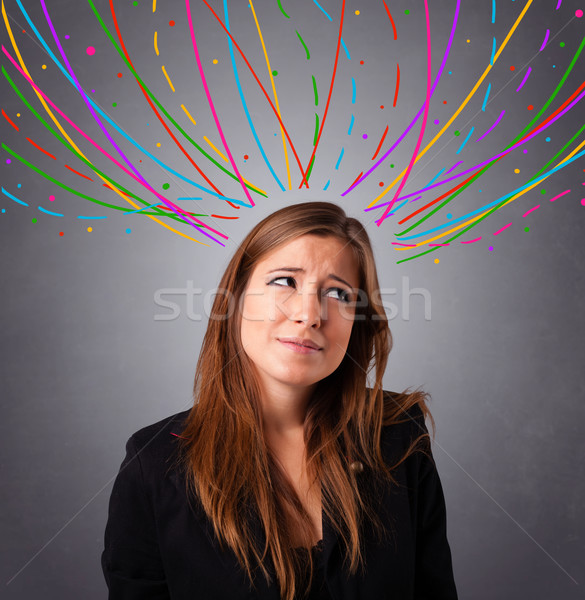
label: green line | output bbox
[2,66,188,224]
[305,155,316,182]
[296,30,310,60]
[312,75,318,106]
[85,0,266,197]
[277,0,290,18]
[2,144,206,225]
[530,122,585,181]
[313,113,319,146]
[395,36,585,242]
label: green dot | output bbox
[454,130,460,136]
[390,164,394,168]
[540,189,546,195]
[559,42,565,47]
[32,217,37,223]
[112,102,117,107]
[162,183,170,190]
[133,1,138,5]
[404,9,410,15]
[524,226,530,232]
[272,70,278,76]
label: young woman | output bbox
[102,201,458,600]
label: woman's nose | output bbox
[289,287,322,327]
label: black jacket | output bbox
[102,397,458,599]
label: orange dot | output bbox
[510,65,515,71]
[117,72,122,78]
[527,104,534,110]
[169,20,175,26]
[360,60,364,65]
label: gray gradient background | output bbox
[1,0,584,598]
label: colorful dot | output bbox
[488,246,494,251]
[17,183,21,188]
[117,72,122,78]
[126,228,131,234]
[32,217,37,224]
[514,168,520,173]
[379,181,384,187]
[59,231,64,236]
[354,10,360,15]
[213,59,218,64]
[362,134,368,139]
[443,100,447,104]
[527,104,534,110]
[380,105,384,109]
[404,9,410,15]
[112,102,117,107]
[466,39,470,43]
[510,65,515,71]
[523,149,528,154]
[162,183,170,190]
[272,70,278,76]
[87,226,93,232]
[91,89,95,93]
[434,258,440,264]
[169,20,175,26]
[546,137,551,142]
[541,189,546,195]
[559,42,565,48]
[454,130,460,136]
[16,113,20,117]
[86,46,95,55]
[244,154,249,160]
[446,213,453,219]
[133,0,138,5]
[359,60,364,65]
[156,142,161,147]
[524,226,530,232]
[434,119,439,125]
[581,198,585,206]
[390,164,394,168]
[576,10,583,18]
[41,64,47,70]
[2,209,5,213]
[49,195,55,202]
[5,159,11,165]
[65,34,70,39]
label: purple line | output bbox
[341,0,461,196]
[539,29,550,51]
[515,67,532,92]
[364,87,585,210]
[555,0,562,9]
[476,109,505,142]
[446,160,464,174]
[37,0,223,243]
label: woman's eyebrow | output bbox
[266,267,354,289]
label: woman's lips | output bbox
[278,339,321,354]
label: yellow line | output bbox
[153,0,157,14]
[180,104,197,126]
[395,135,585,251]
[2,0,207,245]
[369,0,534,209]
[203,136,229,163]
[154,30,159,56]
[249,0,291,189]
[161,65,175,92]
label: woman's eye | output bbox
[269,276,296,288]
[325,288,352,303]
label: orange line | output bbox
[382,1,397,40]
[393,63,400,107]
[64,164,93,180]
[372,125,389,160]
[2,108,18,131]
[25,137,56,160]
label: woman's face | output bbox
[240,234,360,398]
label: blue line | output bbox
[388,198,409,215]
[340,38,351,60]
[490,37,496,65]
[177,197,203,200]
[312,0,332,20]
[323,179,330,190]
[335,148,344,170]
[425,168,445,188]
[351,77,356,104]
[1,187,29,206]
[124,202,162,214]
[13,0,246,205]
[77,215,108,220]
[398,147,585,240]
[491,0,496,23]
[224,0,285,191]
[456,127,474,155]
[38,206,64,216]
[481,84,491,111]
[347,114,355,135]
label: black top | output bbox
[294,539,332,600]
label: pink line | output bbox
[428,243,450,247]
[493,222,512,236]
[539,29,550,51]
[549,189,571,201]
[391,243,417,247]
[476,109,505,142]
[522,205,540,217]
[376,0,431,226]
[516,66,532,92]
[1,45,227,244]
[461,236,481,244]
[184,0,254,207]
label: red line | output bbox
[393,63,400,107]
[299,0,346,188]
[210,214,239,219]
[108,0,231,203]
[65,164,93,181]
[25,137,56,160]
[2,108,19,131]
[372,125,389,160]
[349,171,363,188]
[382,1,397,40]
[200,0,307,185]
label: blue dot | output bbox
[17,183,22,188]
[478,189,482,193]
[2,208,5,213]
[446,213,452,219]
[545,137,551,142]
[448,71,452,74]
[146,123,150,126]
[125,228,131,234]
[553,65,556,68]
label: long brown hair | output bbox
[176,202,432,600]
